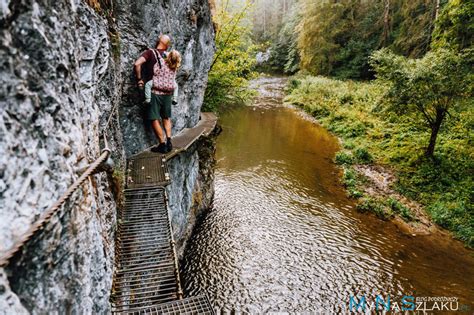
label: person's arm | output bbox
[134,56,147,87]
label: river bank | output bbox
[182,76,474,312]
[284,75,473,248]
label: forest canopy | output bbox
[249,0,472,79]
[206,0,473,246]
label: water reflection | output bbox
[182,77,474,313]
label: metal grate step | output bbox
[112,295,214,315]
[111,187,179,312]
[127,153,170,188]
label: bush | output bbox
[357,197,392,220]
[354,147,373,164]
[335,152,353,165]
[387,197,413,222]
[287,78,301,92]
[343,167,363,199]
[428,199,473,247]
[343,141,355,149]
[339,94,354,105]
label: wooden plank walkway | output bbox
[111,113,216,314]
[131,112,218,161]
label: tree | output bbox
[251,0,291,43]
[431,0,474,51]
[389,0,448,58]
[297,0,389,79]
[297,0,348,75]
[382,0,391,46]
[204,1,256,111]
[295,0,451,79]
[370,48,472,157]
[267,1,300,73]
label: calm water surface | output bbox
[182,77,474,313]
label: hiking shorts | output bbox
[148,93,172,120]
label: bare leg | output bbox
[151,120,166,143]
[163,118,172,139]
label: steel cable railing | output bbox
[0,106,118,267]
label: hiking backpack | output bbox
[151,50,176,93]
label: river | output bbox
[182,77,474,313]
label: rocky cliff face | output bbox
[0,0,215,313]
[116,0,215,156]
[167,131,218,258]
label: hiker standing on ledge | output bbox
[134,35,181,154]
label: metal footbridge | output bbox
[0,113,217,314]
[110,113,217,314]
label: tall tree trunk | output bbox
[427,0,441,50]
[263,4,266,36]
[382,0,391,46]
[426,108,445,157]
[434,0,441,20]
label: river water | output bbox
[182,77,474,313]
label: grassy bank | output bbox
[285,76,473,247]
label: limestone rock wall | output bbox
[0,1,121,313]
[116,0,216,156]
[167,131,217,258]
[0,0,215,313]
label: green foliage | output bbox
[354,147,373,164]
[357,197,392,220]
[286,78,301,92]
[286,75,473,246]
[252,0,471,78]
[203,2,257,111]
[387,197,413,222]
[335,152,353,165]
[389,0,446,58]
[251,0,460,77]
[343,167,363,198]
[297,1,348,76]
[432,0,474,51]
[294,0,456,79]
[370,48,472,156]
[250,0,290,43]
[267,4,300,73]
[343,141,355,150]
[429,199,473,247]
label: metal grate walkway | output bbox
[127,152,169,189]
[141,295,215,314]
[111,187,180,312]
[112,131,215,314]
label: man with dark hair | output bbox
[134,35,173,153]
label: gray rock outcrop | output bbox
[116,0,215,156]
[167,131,218,257]
[0,0,215,313]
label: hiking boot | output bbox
[151,142,167,154]
[166,138,173,153]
